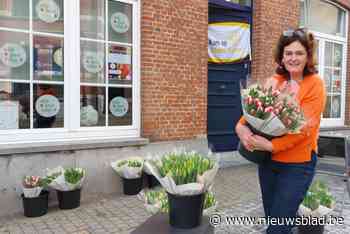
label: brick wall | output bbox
[251,0,300,82]
[141,0,208,141]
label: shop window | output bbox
[0,0,140,143]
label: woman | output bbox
[235,28,326,233]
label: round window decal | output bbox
[83,51,104,74]
[109,96,128,117]
[81,105,98,126]
[111,12,130,33]
[36,0,60,24]
[53,48,63,67]
[35,95,60,118]
[0,43,26,68]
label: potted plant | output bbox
[46,167,86,210]
[145,150,218,229]
[111,157,144,195]
[21,176,50,217]
[139,188,217,215]
[298,180,335,234]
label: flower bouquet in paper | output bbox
[238,80,305,164]
[46,166,86,191]
[298,180,335,218]
[144,150,219,228]
[22,176,49,198]
[21,175,50,217]
[111,157,144,179]
[111,157,144,195]
[138,188,217,215]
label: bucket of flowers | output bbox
[111,157,144,195]
[21,175,50,217]
[139,188,217,216]
[297,180,335,234]
[238,81,305,164]
[145,150,219,229]
[46,166,86,210]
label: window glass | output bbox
[0,0,29,30]
[0,31,29,81]
[0,81,30,129]
[108,0,132,43]
[80,86,105,127]
[33,84,64,128]
[108,87,132,126]
[80,41,105,84]
[308,0,346,37]
[33,36,64,81]
[108,44,132,85]
[80,0,105,39]
[32,0,64,34]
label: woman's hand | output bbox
[235,123,254,151]
[249,134,273,152]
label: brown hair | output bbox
[274,28,318,78]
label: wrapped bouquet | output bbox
[238,80,305,164]
[22,176,48,198]
[111,157,144,179]
[46,166,86,191]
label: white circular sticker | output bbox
[53,48,63,67]
[35,95,60,117]
[0,43,26,68]
[83,51,104,74]
[111,12,130,33]
[36,0,60,23]
[81,105,98,126]
[109,96,128,117]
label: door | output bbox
[207,0,252,152]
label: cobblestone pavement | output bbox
[0,162,349,234]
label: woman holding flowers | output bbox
[235,28,326,234]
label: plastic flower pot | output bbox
[167,192,205,229]
[298,223,325,234]
[122,176,143,195]
[21,190,49,218]
[56,188,81,210]
[146,174,160,188]
[238,123,274,165]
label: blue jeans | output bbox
[258,151,317,234]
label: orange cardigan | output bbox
[237,74,326,163]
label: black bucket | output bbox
[22,190,49,218]
[298,224,325,234]
[238,123,274,165]
[122,177,143,195]
[56,188,81,210]
[167,192,205,229]
[146,174,160,188]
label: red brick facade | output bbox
[141,0,208,141]
[141,0,350,142]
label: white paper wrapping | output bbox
[242,108,288,137]
[47,166,86,191]
[298,202,335,218]
[22,187,43,198]
[111,157,144,179]
[144,160,219,196]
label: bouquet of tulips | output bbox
[145,150,219,195]
[138,188,217,215]
[22,175,49,198]
[238,80,306,164]
[241,82,305,136]
[46,166,86,191]
[111,157,144,179]
[298,180,335,217]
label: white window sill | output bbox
[0,137,149,155]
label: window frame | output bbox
[0,0,141,145]
[300,0,348,127]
